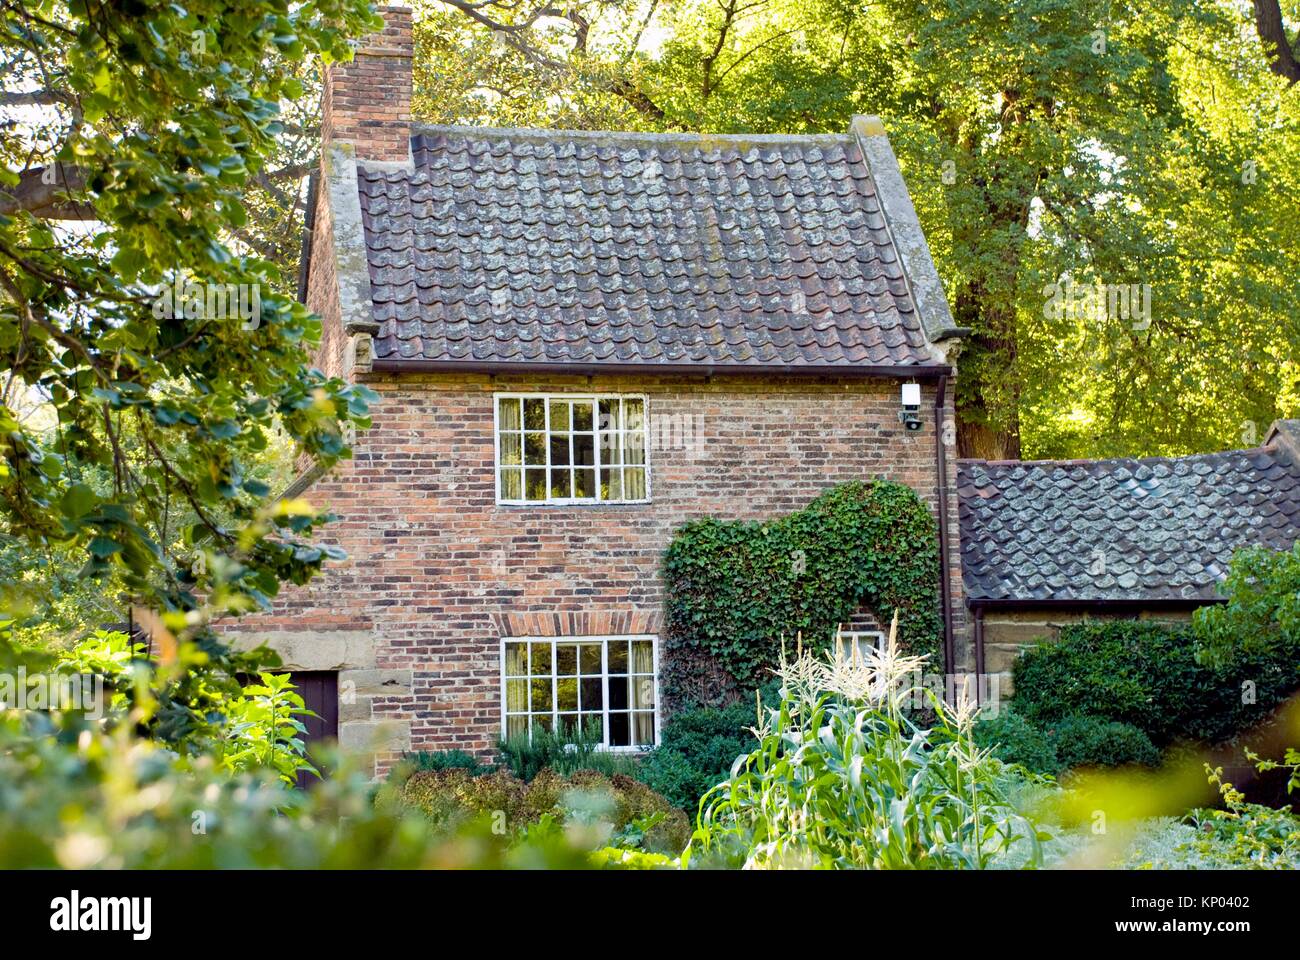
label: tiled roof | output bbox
[957,436,1300,603]
[354,126,942,369]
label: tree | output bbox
[0,0,381,641]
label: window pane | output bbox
[504,642,528,676]
[573,401,594,431]
[633,712,655,747]
[607,640,628,673]
[632,676,655,710]
[549,468,572,499]
[530,642,552,674]
[550,434,571,466]
[524,432,546,465]
[624,467,646,499]
[624,432,646,465]
[601,468,621,501]
[525,468,547,500]
[532,714,553,733]
[573,432,595,467]
[498,397,521,431]
[609,712,630,747]
[523,398,546,430]
[558,713,580,737]
[506,714,527,738]
[574,468,595,499]
[548,400,570,431]
[506,678,528,712]
[556,644,577,675]
[624,398,644,429]
[499,433,522,465]
[579,644,602,674]
[557,677,578,711]
[631,639,654,674]
[608,675,629,710]
[580,677,603,710]
[602,438,621,465]
[599,398,620,431]
[500,468,522,500]
[530,677,553,710]
[579,713,604,740]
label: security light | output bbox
[899,382,923,431]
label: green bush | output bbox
[393,767,690,855]
[663,481,942,700]
[1195,543,1300,673]
[1048,715,1161,769]
[973,707,1060,776]
[497,718,640,782]
[403,749,490,776]
[1011,619,1295,746]
[638,699,758,814]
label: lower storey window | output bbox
[502,636,658,749]
[835,630,885,663]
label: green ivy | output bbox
[662,481,943,699]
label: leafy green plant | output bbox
[638,698,760,813]
[973,706,1061,776]
[1048,716,1161,771]
[217,672,318,784]
[402,749,490,776]
[497,718,639,781]
[1195,543,1300,673]
[686,618,1049,869]
[389,766,690,855]
[663,481,942,700]
[1011,618,1296,746]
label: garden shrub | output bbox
[638,699,759,813]
[1011,618,1297,746]
[973,707,1060,776]
[1048,716,1161,770]
[498,718,640,782]
[395,767,690,855]
[662,481,943,702]
[1194,543,1300,673]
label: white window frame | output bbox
[835,629,886,664]
[499,635,660,753]
[493,393,652,506]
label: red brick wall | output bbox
[231,371,967,772]
[320,5,412,163]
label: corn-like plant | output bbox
[684,614,1050,869]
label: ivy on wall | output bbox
[661,481,943,704]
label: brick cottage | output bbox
[230,5,971,775]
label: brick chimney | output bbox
[321,4,413,162]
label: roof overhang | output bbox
[966,596,1223,611]
[368,359,955,379]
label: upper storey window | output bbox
[495,394,649,504]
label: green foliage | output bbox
[1195,543,1300,672]
[973,707,1061,776]
[1048,716,1161,770]
[402,749,491,776]
[0,0,381,651]
[1011,618,1295,746]
[217,672,319,784]
[390,767,691,856]
[686,640,1049,869]
[663,481,942,698]
[638,698,758,814]
[498,718,640,781]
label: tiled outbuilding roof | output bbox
[350,123,957,371]
[957,425,1300,603]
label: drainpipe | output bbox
[934,376,955,679]
[973,604,986,707]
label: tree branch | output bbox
[1253,0,1300,85]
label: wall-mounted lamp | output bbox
[899,381,923,432]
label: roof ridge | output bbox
[408,123,853,149]
[958,443,1283,470]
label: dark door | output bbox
[290,671,339,787]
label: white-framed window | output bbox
[835,630,885,664]
[500,635,659,750]
[494,394,649,505]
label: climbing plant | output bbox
[662,481,942,704]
